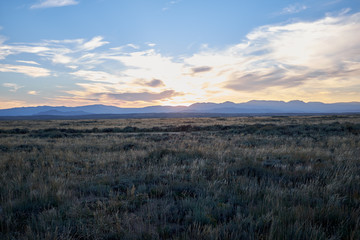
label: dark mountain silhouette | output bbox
[0,100,360,117]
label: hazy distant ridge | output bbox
[1,100,360,116]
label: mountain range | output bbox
[1,100,360,117]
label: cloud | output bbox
[246,12,360,68]
[225,68,326,91]
[80,36,109,51]
[191,66,212,74]
[146,79,165,87]
[16,60,40,65]
[28,91,39,95]
[184,12,360,94]
[31,0,79,9]
[51,54,72,64]
[3,83,24,92]
[162,0,181,11]
[67,65,78,69]
[0,36,109,68]
[134,78,165,87]
[106,90,181,102]
[70,70,123,83]
[0,64,51,77]
[279,4,307,15]
[100,49,186,91]
[127,44,140,49]
[146,43,156,47]
[0,44,50,60]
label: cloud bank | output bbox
[185,11,360,100]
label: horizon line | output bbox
[1,99,360,110]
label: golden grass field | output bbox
[0,115,360,239]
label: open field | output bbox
[0,115,360,239]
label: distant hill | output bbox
[0,100,360,117]
[34,110,91,116]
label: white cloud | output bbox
[280,3,307,15]
[0,44,50,60]
[146,43,156,47]
[102,49,188,91]
[0,64,51,77]
[16,60,40,65]
[3,83,24,92]
[51,54,72,64]
[70,70,123,83]
[31,0,79,9]
[0,36,109,69]
[179,11,360,103]
[28,90,39,95]
[80,36,109,51]
[67,65,78,69]
[247,12,360,69]
[45,38,84,45]
[127,44,140,49]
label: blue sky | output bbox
[1,0,360,108]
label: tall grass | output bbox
[0,115,359,239]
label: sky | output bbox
[0,0,360,108]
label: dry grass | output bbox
[0,115,359,239]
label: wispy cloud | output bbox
[0,64,51,77]
[126,44,140,50]
[3,83,24,92]
[0,44,50,60]
[80,36,109,51]
[0,36,109,69]
[31,0,79,9]
[16,60,40,65]
[162,0,181,11]
[279,3,307,15]
[70,70,123,83]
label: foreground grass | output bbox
[0,115,359,239]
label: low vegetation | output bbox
[0,115,359,239]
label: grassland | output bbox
[0,115,359,239]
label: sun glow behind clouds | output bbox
[1,11,360,107]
